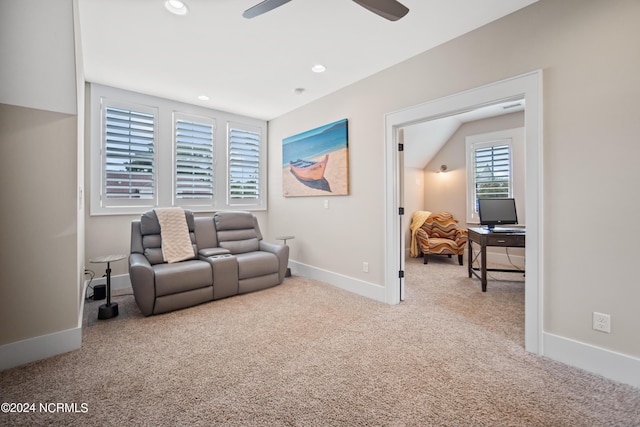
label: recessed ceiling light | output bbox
[198,95,210,101]
[311,64,326,73]
[164,0,189,15]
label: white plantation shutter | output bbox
[103,104,156,201]
[175,116,214,200]
[91,85,267,214]
[466,134,514,222]
[228,125,261,201]
[474,144,511,201]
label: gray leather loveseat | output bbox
[129,210,289,316]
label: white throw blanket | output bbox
[155,207,195,263]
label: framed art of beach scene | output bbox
[282,119,349,197]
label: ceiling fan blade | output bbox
[352,0,409,21]
[243,0,292,19]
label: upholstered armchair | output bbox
[415,212,468,265]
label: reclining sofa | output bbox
[129,210,289,316]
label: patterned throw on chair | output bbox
[415,212,468,265]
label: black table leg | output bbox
[98,261,119,319]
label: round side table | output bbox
[276,236,295,277]
[90,254,127,320]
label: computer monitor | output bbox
[478,198,518,229]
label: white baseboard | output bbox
[0,327,82,371]
[4,270,637,391]
[0,274,133,372]
[543,332,640,389]
[86,273,131,292]
[484,251,525,269]
[293,259,638,389]
[289,260,386,303]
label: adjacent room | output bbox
[2,0,639,424]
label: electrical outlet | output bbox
[362,262,369,273]
[324,199,329,209]
[593,312,611,333]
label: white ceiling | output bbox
[77,0,537,121]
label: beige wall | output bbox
[403,167,424,257]
[403,112,524,258]
[0,0,79,348]
[0,104,78,344]
[268,0,640,358]
[0,0,77,115]
[421,112,524,227]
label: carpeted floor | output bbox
[1,257,639,426]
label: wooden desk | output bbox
[467,227,525,292]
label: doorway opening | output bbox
[384,71,543,354]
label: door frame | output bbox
[397,128,405,301]
[383,70,543,354]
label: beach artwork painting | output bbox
[283,118,349,197]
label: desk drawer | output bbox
[486,234,525,247]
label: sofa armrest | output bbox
[198,247,231,258]
[260,241,290,282]
[455,228,468,246]
[129,253,156,316]
[415,228,429,238]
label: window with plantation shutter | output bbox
[228,124,261,203]
[466,131,516,223]
[90,85,267,215]
[474,144,511,201]
[174,114,214,203]
[103,103,156,204]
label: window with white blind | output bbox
[102,102,157,207]
[90,84,267,215]
[174,114,215,205]
[466,132,514,223]
[228,124,262,204]
[474,144,511,200]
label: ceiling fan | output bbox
[243,0,409,21]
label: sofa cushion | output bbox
[140,210,162,235]
[214,211,255,230]
[143,234,162,249]
[144,248,165,265]
[199,247,231,257]
[424,212,458,239]
[235,252,279,279]
[424,237,459,255]
[215,212,261,254]
[153,260,212,297]
[219,237,260,254]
